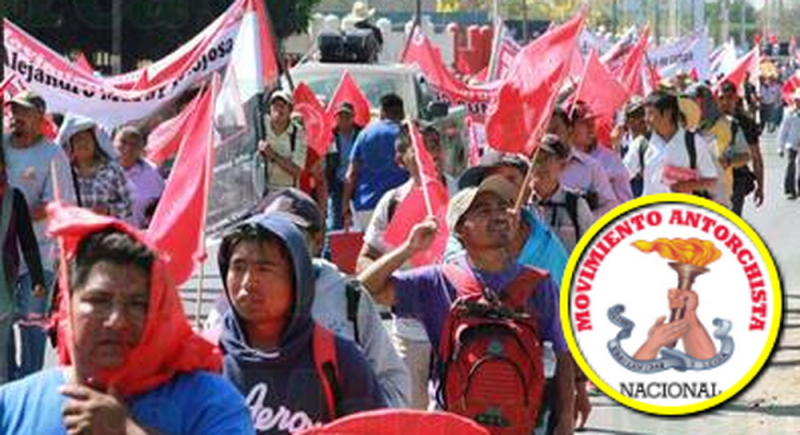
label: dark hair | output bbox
[116,125,146,147]
[380,93,405,120]
[69,229,155,294]
[551,106,571,127]
[720,81,738,96]
[395,124,412,155]
[222,224,293,271]
[538,134,571,161]
[644,90,680,126]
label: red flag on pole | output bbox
[715,48,759,95]
[328,72,372,127]
[617,28,650,96]
[572,50,630,146]
[146,77,218,285]
[146,91,202,166]
[485,14,584,155]
[74,52,95,75]
[294,83,334,156]
[384,122,449,267]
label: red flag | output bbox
[328,72,371,127]
[294,83,334,156]
[147,77,218,285]
[572,50,630,146]
[132,68,151,91]
[715,48,759,95]
[73,52,95,75]
[485,14,584,155]
[618,28,650,96]
[48,203,222,398]
[146,91,202,166]
[384,122,449,267]
[784,72,800,103]
[402,28,495,120]
[383,182,449,267]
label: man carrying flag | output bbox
[357,122,452,410]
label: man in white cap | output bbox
[259,88,308,196]
[3,91,76,380]
[777,88,800,199]
[358,175,579,434]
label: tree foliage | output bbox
[3,0,322,72]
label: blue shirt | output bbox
[0,369,255,434]
[349,120,409,211]
[334,131,357,182]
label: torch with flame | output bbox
[632,238,722,348]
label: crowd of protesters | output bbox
[0,34,794,434]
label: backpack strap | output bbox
[685,130,697,170]
[637,137,649,175]
[344,280,362,345]
[564,191,582,241]
[441,264,484,298]
[313,323,342,420]
[290,124,298,154]
[503,267,547,311]
[441,263,547,311]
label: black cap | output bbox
[261,188,324,234]
[457,153,530,190]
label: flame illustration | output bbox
[632,238,722,267]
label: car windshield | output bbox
[293,68,409,109]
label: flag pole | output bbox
[408,120,435,217]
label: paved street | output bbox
[580,132,800,435]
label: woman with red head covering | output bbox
[0,204,254,434]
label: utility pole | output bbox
[740,0,746,47]
[415,0,422,26]
[669,0,678,40]
[522,0,529,44]
[694,0,704,31]
[612,0,618,36]
[721,0,730,43]
[112,0,122,74]
[655,0,662,44]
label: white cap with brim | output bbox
[447,174,518,233]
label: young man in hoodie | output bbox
[218,214,386,434]
[0,204,253,434]
[205,188,411,408]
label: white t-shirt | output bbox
[263,121,308,189]
[642,128,719,196]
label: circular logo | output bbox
[561,194,782,415]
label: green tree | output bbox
[4,0,322,72]
[707,0,759,46]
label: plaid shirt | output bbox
[73,160,134,222]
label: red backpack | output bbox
[438,264,547,435]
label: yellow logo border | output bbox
[559,193,783,415]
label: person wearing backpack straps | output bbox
[205,189,410,410]
[640,90,718,196]
[259,89,308,197]
[359,175,580,435]
[355,124,456,410]
[532,135,596,253]
[717,80,764,215]
[620,99,653,198]
[218,214,386,434]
